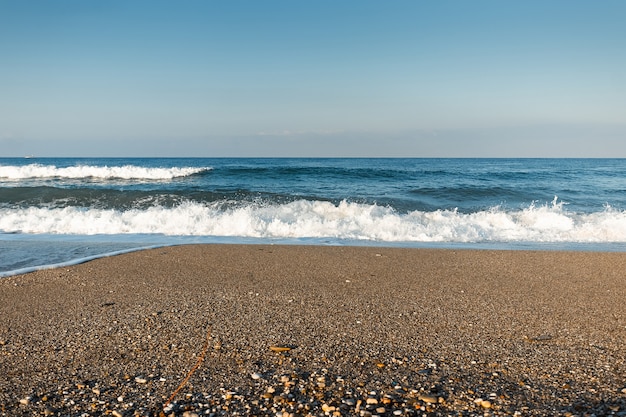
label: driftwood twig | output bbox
[162,327,212,411]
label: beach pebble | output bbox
[474,398,492,408]
[135,376,148,384]
[366,397,378,405]
[251,372,262,380]
[321,403,335,412]
[19,397,30,405]
[111,411,123,417]
[182,412,199,417]
[418,394,438,404]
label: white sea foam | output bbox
[0,164,210,180]
[2,199,626,243]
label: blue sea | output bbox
[2,157,626,277]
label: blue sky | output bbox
[1,0,625,157]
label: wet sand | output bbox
[0,245,625,416]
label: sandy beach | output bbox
[0,245,624,416]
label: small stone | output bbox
[182,412,199,417]
[112,411,123,417]
[474,398,492,408]
[92,388,101,396]
[117,396,124,402]
[251,372,262,380]
[366,398,378,405]
[418,394,438,404]
[343,398,356,406]
[321,403,335,412]
[375,407,386,413]
[19,397,30,405]
[44,408,55,416]
[135,376,148,384]
[393,411,402,416]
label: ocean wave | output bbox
[0,164,211,180]
[2,199,626,243]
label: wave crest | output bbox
[0,164,211,180]
[2,199,626,243]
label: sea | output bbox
[2,157,626,277]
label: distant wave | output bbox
[2,199,626,243]
[0,164,211,180]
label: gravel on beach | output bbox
[0,245,625,416]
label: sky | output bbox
[1,0,625,157]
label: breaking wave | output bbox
[2,199,626,243]
[0,164,211,180]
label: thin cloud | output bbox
[256,129,346,137]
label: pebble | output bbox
[418,394,438,404]
[19,397,30,405]
[321,403,335,412]
[135,376,148,384]
[182,412,200,417]
[251,372,263,380]
[111,411,123,417]
[474,398,492,408]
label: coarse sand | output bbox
[0,245,625,416]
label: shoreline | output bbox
[1,244,625,416]
[4,237,626,281]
